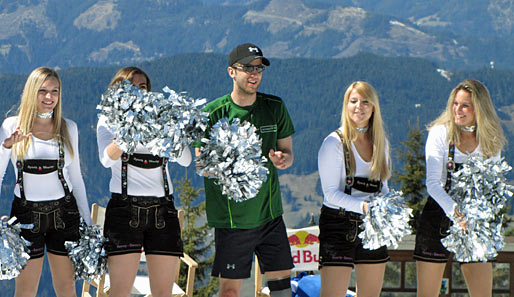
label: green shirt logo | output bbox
[260,125,277,133]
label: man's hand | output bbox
[269,149,288,169]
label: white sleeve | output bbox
[176,146,192,167]
[0,118,15,198]
[381,140,390,195]
[318,134,365,214]
[96,116,117,168]
[425,126,456,216]
[66,120,93,225]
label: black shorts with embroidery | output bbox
[413,197,452,263]
[104,193,183,257]
[211,216,294,279]
[10,195,81,259]
[319,205,389,268]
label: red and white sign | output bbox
[287,226,319,271]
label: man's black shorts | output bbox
[211,216,294,279]
[318,205,389,268]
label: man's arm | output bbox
[268,136,293,170]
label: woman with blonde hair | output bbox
[414,79,505,297]
[0,67,92,296]
[97,66,191,297]
[318,81,391,297]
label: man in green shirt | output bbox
[196,43,295,297]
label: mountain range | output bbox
[2,0,514,73]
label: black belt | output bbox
[321,205,363,220]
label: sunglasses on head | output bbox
[233,64,266,73]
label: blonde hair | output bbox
[340,81,390,181]
[109,66,151,91]
[428,79,505,158]
[14,67,73,159]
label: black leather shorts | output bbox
[10,195,80,259]
[104,193,183,257]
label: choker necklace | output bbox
[356,126,369,133]
[36,110,53,119]
[459,125,476,132]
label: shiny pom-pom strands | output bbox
[65,220,108,282]
[196,118,269,202]
[97,81,208,158]
[0,217,33,280]
[358,190,413,250]
[441,155,513,262]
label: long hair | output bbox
[428,79,505,158]
[109,66,151,91]
[340,81,390,181]
[14,67,73,159]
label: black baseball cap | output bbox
[228,43,270,66]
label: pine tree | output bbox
[175,176,219,296]
[392,119,426,233]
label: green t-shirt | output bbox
[198,92,295,229]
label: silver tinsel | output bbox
[145,87,209,159]
[97,81,208,158]
[65,220,108,281]
[196,118,269,202]
[0,217,32,280]
[441,155,513,262]
[358,190,413,250]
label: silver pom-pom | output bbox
[196,118,269,202]
[441,155,513,262]
[65,220,108,281]
[145,87,209,159]
[0,217,32,280]
[97,81,155,154]
[358,190,413,250]
[97,81,208,158]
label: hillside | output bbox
[2,0,514,73]
[1,52,513,218]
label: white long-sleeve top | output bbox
[97,115,192,197]
[318,128,389,214]
[0,116,92,225]
[425,124,500,216]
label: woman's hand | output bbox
[454,208,467,232]
[2,127,31,149]
[362,201,369,215]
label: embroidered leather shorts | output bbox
[10,195,80,259]
[104,193,183,257]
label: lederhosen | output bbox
[414,144,461,263]
[104,152,182,256]
[319,130,387,267]
[117,153,174,229]
[10,138,80,258]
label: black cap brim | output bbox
[236,55,270,66]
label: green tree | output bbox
[392,119,426,233]
[175,176,219,296]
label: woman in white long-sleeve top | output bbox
[318,81,391,297]
[96,67,191,297]
[414,79,506,297]
[0,67,92,297]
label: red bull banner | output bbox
[287,226,319,271]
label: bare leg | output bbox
[320,266,353,297]
[219,278,243,297]
[461,262,492,297]
[355,263,386,297]
[416,261,446,297]
[107,253,140,297]
[146,254,179,297]
[47,253,77,297]
[14,257,44,297]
